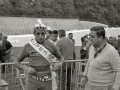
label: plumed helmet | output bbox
[33,24,47,31]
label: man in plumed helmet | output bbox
[14,24,64,90]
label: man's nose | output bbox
[39,34,43,38]
[90,37,92,41]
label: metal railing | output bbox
[0,59,87,90]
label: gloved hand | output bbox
[51,62,62,71]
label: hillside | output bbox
[0,0,120,26]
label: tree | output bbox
[0,0,120,26]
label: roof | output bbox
[0,16,108,35]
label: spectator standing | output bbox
[68,33,75,45]
[3,35,13,62]
[46,30,52,42]
[109,36,119,51]
[81,26,120,90]
[80,35,89,59]
[56,29,75,90]
[79,35,89,72]
[68,33,76,60]
[0,33,12,73]
[50,30,59,89]
[109,37,115,46]
[51,30,58,45]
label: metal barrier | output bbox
[0,62,29,90]
[0,59,87,90]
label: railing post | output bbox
[0,64,1,79]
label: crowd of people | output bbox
[0,24,120,90]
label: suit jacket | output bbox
[0,39,8,56]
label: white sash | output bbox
[29,39,57,90]
[29,39,55,63]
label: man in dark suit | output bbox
[0,33,12,73]
[3,35,13,63]
[68,33,75,45]
[68,33,76,60]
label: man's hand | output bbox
[112,89,115,90]
[80,76,87,86]
[51,62,62,71]
[24,67,37,75]
[5,51,9,54]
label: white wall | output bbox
[8,27,120,47]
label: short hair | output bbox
[46,30,52,34]
[3,35,7,39]
[58,29,66,37]
[68,33,73,36]
[52,30,58,35]
[81,35,87,42]
[90,26,105,39]
[0,33,2,36]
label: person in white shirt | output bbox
[46,30,52,42]
[51,30,58,45]
[81,26,120,90]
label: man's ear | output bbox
[99,36,103,40]
[33,32,35,36]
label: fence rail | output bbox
[0,59,87,90]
